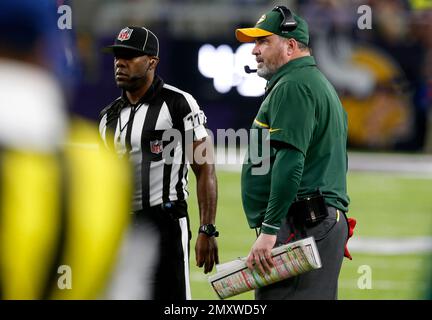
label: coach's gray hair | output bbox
[297,41,311,52]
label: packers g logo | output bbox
[256,14,266,25]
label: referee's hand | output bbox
[195,234,219,274]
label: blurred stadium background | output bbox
[64,0,432,299]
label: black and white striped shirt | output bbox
[99,76,208,210]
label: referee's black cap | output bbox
[104,26,159,57]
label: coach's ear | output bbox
[286,38,297,56]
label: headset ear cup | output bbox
[273,5,297,31]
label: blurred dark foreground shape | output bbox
[0,0,132,299]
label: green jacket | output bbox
[241,56,350,235]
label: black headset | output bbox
[272,6,297,32]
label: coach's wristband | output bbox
[260,223,279,235]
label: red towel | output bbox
[344,217,357,260]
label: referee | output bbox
[99,26,218,300]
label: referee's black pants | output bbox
[256,206,349,300]
[134,200,191,300]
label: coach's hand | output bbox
[246,233,276,274]
[196,234,219,274]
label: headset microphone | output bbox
[244,65,257,74]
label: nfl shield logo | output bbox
[117,27,133,41]
[150,140,163,154]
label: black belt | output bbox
[135,200,188,220]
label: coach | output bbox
[237,6,351,299]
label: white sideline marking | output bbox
[215,148,432,177]
[348,236,432,254]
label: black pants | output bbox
[256,207,349,300]
[107,201,191,300]
[133,201,191,300]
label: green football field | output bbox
[186,170,432,300]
